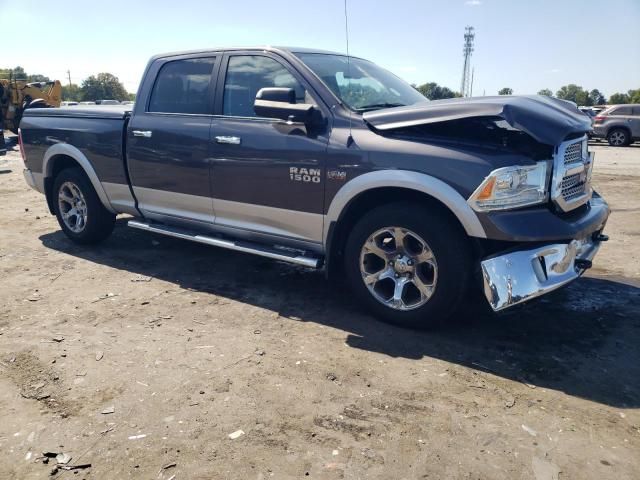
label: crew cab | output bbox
[19,47,610,328]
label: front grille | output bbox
[561,173,587,201]
[551,136,592,212]
[564,142,582,165]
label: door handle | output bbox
[132,130,152,138]
[215,135,241,145]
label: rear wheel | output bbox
[344,202,472,329]
[607,128,629,146]
[52,167,115,244]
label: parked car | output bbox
[78,101,96,105]
[97,100,120,105]
[18,47,609,328]
[120,101,135,105]
[592,104,640,146]
[579,106,596,118]
[60,101,79,107]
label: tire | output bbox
[344,202,472,329]
[52,167,115,244]
[607,128,629,147]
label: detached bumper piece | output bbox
[481,233,605,311]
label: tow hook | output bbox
[575,259,593,270]
[592,232,609,242]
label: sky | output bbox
[1,0,639,97]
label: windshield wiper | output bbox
[355,102,406,112]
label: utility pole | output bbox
[460,26,475,98]
[470,67,475,97]
[66,70,72,87]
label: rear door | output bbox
[209,52,330,247]
[127,54,219,228]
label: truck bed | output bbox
[20,106,131,186]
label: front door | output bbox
[127,55,218,228]
[210,53,329,246]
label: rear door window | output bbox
[222,55,306,118]
[149,58,216,114]
[611,106,632,115]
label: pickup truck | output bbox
[19,47,610,328]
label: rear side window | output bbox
[223,55,306,118]
[149,58,216,114]
[611,106,632,115]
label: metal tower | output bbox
[460,26,475,98]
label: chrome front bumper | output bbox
[481,235,603,311]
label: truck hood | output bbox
[362,95,591,146]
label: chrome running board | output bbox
[127,220,322,268]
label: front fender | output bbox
[324,170,486,244]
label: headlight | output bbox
[468,161,550,211]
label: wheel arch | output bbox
[43,144,115,214]
[607,125,632,138]
[324,170,486,277]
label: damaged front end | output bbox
[364,95,609,312]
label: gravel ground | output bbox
[0,135,639,479]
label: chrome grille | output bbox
[564,142,582,165]
[551,136,592,212]
[561,173,587,201]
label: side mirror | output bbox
[254,87,321,127]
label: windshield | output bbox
[296,53,426,112]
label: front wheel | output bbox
[607,128,629,147]
[53,167,116,244]
[344,202,472,329]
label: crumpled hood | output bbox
[363,95,591,146]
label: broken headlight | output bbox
[468,161,550,211]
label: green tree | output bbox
[80,73,129,101]
[27,73,51,83]
[415,82,460,100]
[0,66,27,80]
[556,84,590,105]
[588,89,606,105]
[537,88,553,96]
[1,67,50,83]
[627,89,640,103]
[608,92,630,104]
[62,84,81,101]
[498,87,513,95]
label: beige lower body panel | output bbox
[213,198,323,244]
[126,187,323,248]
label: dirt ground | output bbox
[1,134,639,480]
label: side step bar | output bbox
[127,220,322,268]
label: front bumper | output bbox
[481,232,605,311]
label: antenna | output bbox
[460,26,475,97]
[343,0,353,145]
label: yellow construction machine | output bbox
[1,78,62,134]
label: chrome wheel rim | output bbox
[610,132,625,145]
[359,227,438,311]
[58,181,88,233]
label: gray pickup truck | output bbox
[19,47,610,328]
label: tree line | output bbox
[414,81,639,105]
[0,66,135,102]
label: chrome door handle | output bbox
[215,135,241,145]
[132,130,152,138]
